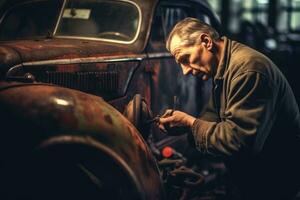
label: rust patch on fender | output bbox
[104,114,113,125]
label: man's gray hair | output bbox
[166,17,220,51]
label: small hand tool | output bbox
[146,115,161,124]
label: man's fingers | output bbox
[158,109,183,133]
[159,115,174,124]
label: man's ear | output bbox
[200,33,212,50]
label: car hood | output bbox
[0,38,142,78]
[0,38,142,62]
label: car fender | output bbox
[0,81,164,200]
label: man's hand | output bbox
[158,109,196,133]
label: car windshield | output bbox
[0,0,62,41]
[0,0,140,43]
[56,0,140,43]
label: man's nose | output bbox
[181,65,192,75]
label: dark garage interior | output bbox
[0,0,299,199]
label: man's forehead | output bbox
[170,35,183,55]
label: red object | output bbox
[162,146,173,158]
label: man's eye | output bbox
[178,55,189,65]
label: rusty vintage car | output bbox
[0,0,221,199]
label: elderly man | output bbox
[158,17,300,199]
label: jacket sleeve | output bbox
[191,71,276,156]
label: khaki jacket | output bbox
[191,37,300,198]
[192,36,300,156]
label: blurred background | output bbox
[0,0,299,199]
[209,0,300,104]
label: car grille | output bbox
[43,71,119,92]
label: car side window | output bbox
[147,3,191,52]
[148,2,213,53]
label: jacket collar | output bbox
[213,36,232,83]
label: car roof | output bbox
[0,0,220,56]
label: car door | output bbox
[146,0,219,143]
